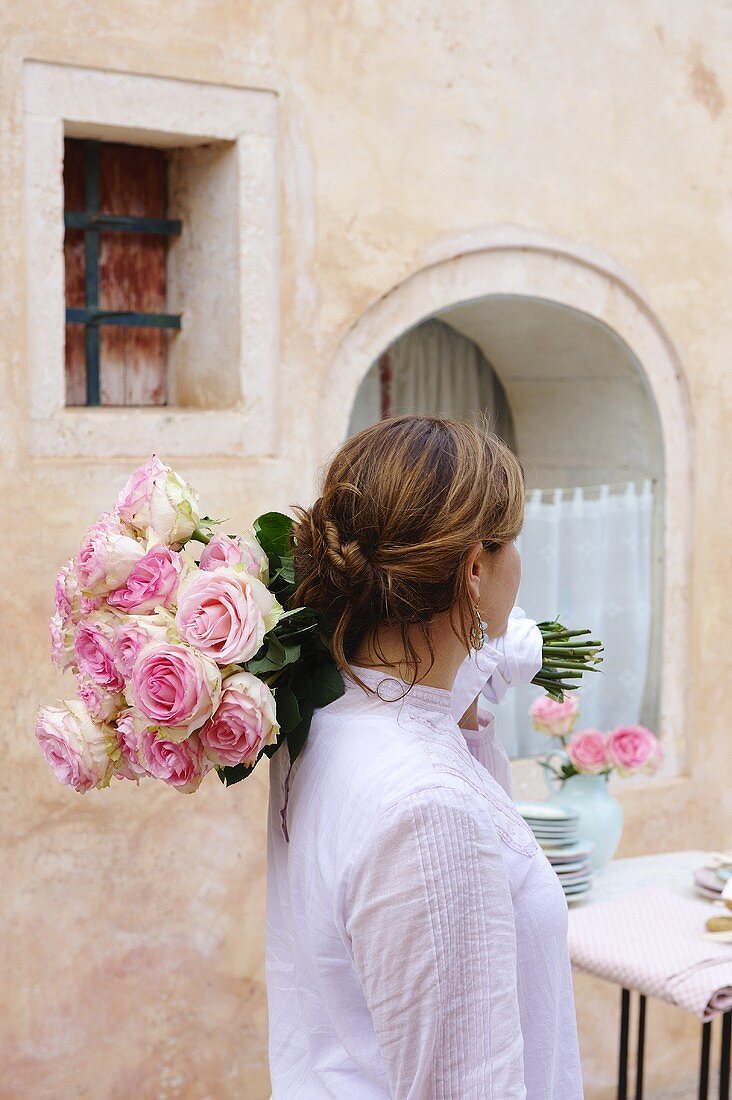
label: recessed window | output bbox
[63,138,181,407]
[24,62,279,457]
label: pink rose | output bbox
[74,619,125,693]
[76,512,146,597]
[566,728,609,775]
[35,700,113,793]
[137,728,211,793]
[529,693,580,737]
[108,544,182,614]
[116,456,200,547]
[76,676,124,723]
[175,567,281,665]
[199,671,279,767]
[199,533,244,571]
[80,595,103,615]
[131,643,221,740]
[50,612,76,672]
[607,725,663,777]
[199,532,268,582]
[113,616,174,680]
[55,559,80,627]
[113,709,148,781]
[239,533,269,582]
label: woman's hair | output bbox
[291,415,525,687]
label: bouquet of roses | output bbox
[36,457,343,796]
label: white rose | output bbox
[36,699,114,792]
[76,512,146,597]
[116,456,200,548]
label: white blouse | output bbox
[266,618,583,1099]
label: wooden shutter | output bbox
[63,139,176,407]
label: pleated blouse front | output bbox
[266,665,583,1099]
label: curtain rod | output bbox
[527,477,656,499]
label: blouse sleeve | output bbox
[343,785,526,1099]
[450,606,543,722]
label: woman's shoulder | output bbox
[305,700,449,803]
[298,702,494,834]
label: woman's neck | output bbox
[350,611,468,692]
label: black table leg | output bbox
[635,993,647,1100]
[720,1011,731,1100]
[618,987,631,1100]
[613,992,728,1099]
[700,1020,712,1100]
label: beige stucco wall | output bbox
[1,2,731,1097]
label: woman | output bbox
[266,416,583,1099]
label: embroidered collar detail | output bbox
[345,664,453,715]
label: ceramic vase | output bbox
[546,773,623,871]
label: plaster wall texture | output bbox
[1,2,731,1097]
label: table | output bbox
[567,850,731,1100]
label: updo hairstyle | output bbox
[291,415,525,687]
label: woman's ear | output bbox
[465,541,484,603]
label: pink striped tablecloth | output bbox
[568,884,732,1021]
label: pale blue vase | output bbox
[546,773,623,872]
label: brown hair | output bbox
[291,415,525,687]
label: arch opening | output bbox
[318,234,692,792]
[347,294,664,761]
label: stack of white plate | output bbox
[515,801,594,901]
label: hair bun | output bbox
[293,505,379,601]
[323,525,377,592]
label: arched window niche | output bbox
[315,230,693,799]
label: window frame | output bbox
[23,61,280,458]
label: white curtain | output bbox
[348,318,516,449]
[496,480,655,759]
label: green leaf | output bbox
[281,643,301,666]
[280,556,296,585]
[286,699,314,766]
[309,663,345,707]
[247,635,291,675]
[267,636,287,666]
[277,622,317,643]
[254,512,293,560]
[271,554,296,586]
[276,606,308,622]
[218,761,255,786]
[246,654,279,675]
[275,684,301,733]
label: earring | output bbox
[470,601,489,650]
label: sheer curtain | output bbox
[347,318,516,449]
[496,480,655,759]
